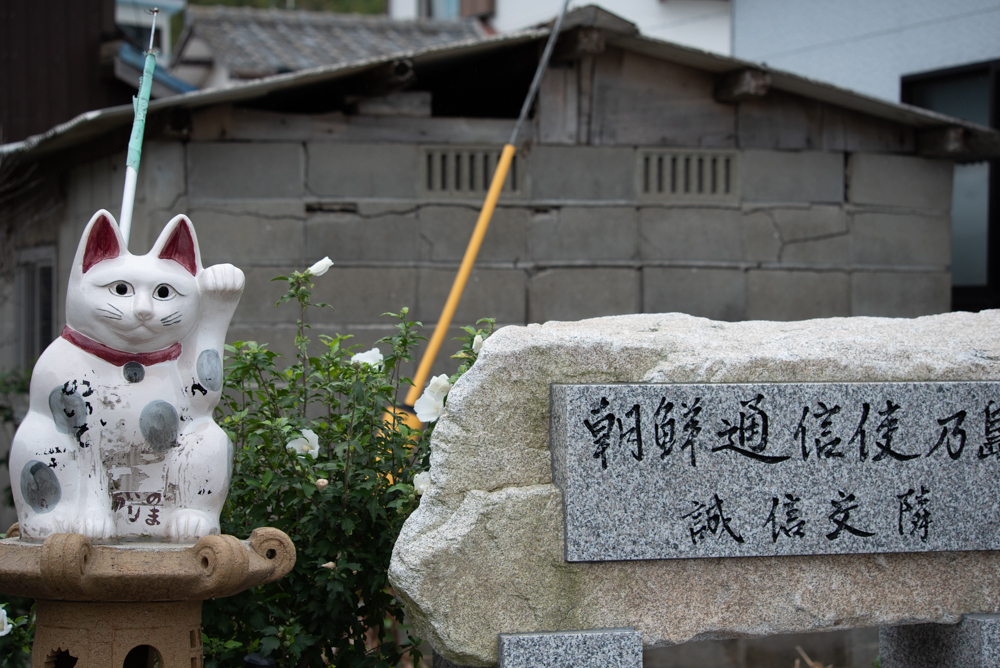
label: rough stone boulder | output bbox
[389,312,1000,667]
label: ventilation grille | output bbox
[637,150,739,202]
[421,147,522,198]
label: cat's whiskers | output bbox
[97,308,123,321]
[161,311,183,327]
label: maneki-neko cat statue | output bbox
[10,210,244,543]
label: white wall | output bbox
[389,0,732,55]
[732,0,1000,102]
[390,0,418,19]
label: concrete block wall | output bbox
[41,135,954,382]
[157,138,954,382]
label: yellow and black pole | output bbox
[402,0,573,417]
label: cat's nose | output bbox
[134,294,154,321]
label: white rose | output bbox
[414,471,431,496]
[426,374,451,399]
[0,607,11,637]
[414,391,444,423]
[472,334,484,354]
[350,347,383,370]
[307,256,334,276]
[414,374,451,422]
[286,428,320,459]
[315,478,329,490]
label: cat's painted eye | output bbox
[109,281,134,297]
[153,284,177,300]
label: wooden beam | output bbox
[714,69,771,104]
[918,126,968,157]
[351,58,416,98]
[919,125,1000,161]
[553,28,605,62]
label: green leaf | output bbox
[259,635,281,656]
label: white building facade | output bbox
[732,0,1000,102]
[733,0,1000,311]
[390,0,732,55]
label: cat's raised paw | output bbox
[200,263,245,296]
[167,509,220,542]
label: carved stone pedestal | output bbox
[0,526,295,668]
[34,600,203,667]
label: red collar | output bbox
[61,326,182,367]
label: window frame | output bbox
[902,59,1000,312]
[16,244,57,368]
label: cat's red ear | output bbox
[82,211,122,273]
[154,215,201,275]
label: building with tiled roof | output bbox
[170,5,486,89]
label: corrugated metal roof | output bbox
[4,5,999,160]
[175,5,486,78]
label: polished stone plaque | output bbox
[551,382,1000,562]
[498,629,642,668]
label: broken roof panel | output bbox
[175,5,487,79]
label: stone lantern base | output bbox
[34,601,202,667]
[0,526,295,668]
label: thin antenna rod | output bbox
[148,8,158,51]
[119,7,159,248]
[508,0,572,146]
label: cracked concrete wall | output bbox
[37,132,954,383]
[171,138,955,378]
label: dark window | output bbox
[903,61,1000,311]
[17,246,56,367]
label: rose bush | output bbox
[199,264,494,668]
[0,598,33,668]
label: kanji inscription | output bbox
[550,382,1000,561]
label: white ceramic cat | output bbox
[10,210,245,543]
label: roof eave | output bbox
[608,32,1000,160]
[5,16,1000,162]
[0,28,548,160]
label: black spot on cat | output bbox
[49,384,87,435]
[197,349,223,392]
[21,460,61,514]
[191,383,207,396]
[75,423,90,448]
[123,361,145,383]
[80,380,94,397]
[140,400,180,452]
[100,419,107,427]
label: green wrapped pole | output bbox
[119,9,158,248]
